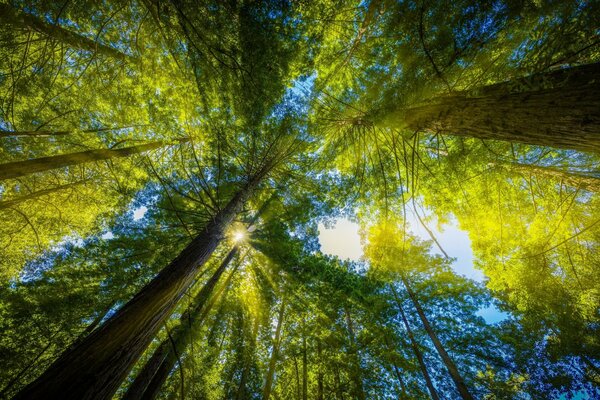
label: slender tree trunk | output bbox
[123,247,239,400]
[0,142,165,181]
[507,162,600,192]
[263,297,286,400]
[401,278,474,400]
[14,168,268,400]
[0,125,148,138]
[382,335,408,398]
[343,307,366,400]
[317,340,324,400]
[236,315,260,400]
[390,285,439,400]
[294,356,301,400]
[302,323,308,400]
[334,367,345,400]
[0,181,86,209]
[0,4,132,61]
[383,63,600,153]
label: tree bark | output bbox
[401,278,474,400]
[0,142,165,181]
[316,340,324,400]
[507,162,600,192]
[390,285,439,400]
[124,247,240,400]
[0,4,132,61]
[385,63,600,153]
[236,315,260,400]
[344,307,366,400]
[13,168,267,400]
[125,199,272,400]
[263,297,286,400]
[302,322,308,400]
[0,125,148,138]
[0,181,86,209]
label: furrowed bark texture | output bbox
[0,142,164,181]
[390,285,439,400]
[0,4,130,61]
[402,278,474,400]
[391,63,600,153]
[14,172,264,400]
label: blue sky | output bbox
[317,215,509,324]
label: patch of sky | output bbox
[317,212,509,324]
[132,205,148,221]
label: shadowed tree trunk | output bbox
[124,248,240,400]
[125,198,273,400]
[13,165,269,400]
[384,63,600,153]
[263,297,286,400]
[0,3,132,61]
[401,278,474,400]
[390,285,439,400]
[0,142,166,181]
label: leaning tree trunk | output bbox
[0,180,86,209]
[0,4,132,61]
[124,248,240,400]
[0,125,147,138]
[506,162,600,193]
[383,62,600,153]
[262,297,286,400]
[401,277,474,400]
[0,142,166,181]
[125,199,273,400]
[13,167,268,400]
[390,285,439,400]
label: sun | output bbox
[233,230,246,243]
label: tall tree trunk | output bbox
[316,340,324,400]
[263,297,286,400]
[401,278,474,400]
[0,142,165,181]
[506,161,600,192]
[390,285,439,400]
[14,168,268,400]
[382,335,408,399]
[0,125,148,138]
[384,63,600,153]
[0,301,114,398]
[126,199,272,400]
[0,180,86,209]
[343,307,366,400]
[0,4,132,61]
[302,321,308,400]
[236,315,260,400]
[127,248,242,400]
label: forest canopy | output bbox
[0,0,599,399]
